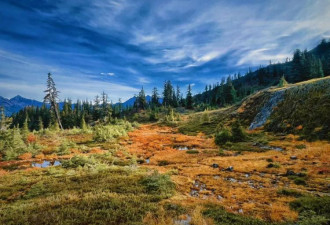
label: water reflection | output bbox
[32,160,61,168]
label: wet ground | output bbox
[124,124,330,221]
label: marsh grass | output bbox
[0,163,176,225]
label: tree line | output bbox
[9,39,330,130]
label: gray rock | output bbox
[249,90,285,130]
[224,166,234,172]
[211,163,219,168]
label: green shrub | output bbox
[186,150,199,154]
[215,129,232,146]
[294,177,307,185]
[26,143,44,156]
[203,204,268,225]
[295,144,307,149]
[290,196,330,224]
[277,188,303,197]
[164,203,186,216]
[231,120,247,142]
[149,111,159,122]
[201,110,211,124]
[57,141,71,155]
[140,172,175,198]
[24,182,47,199]
[266,163,281,168]
[158,160,170,166]
[93,122,133,142]
[62,155,96,168]
[218,148,225,156]
[1,128,27,160]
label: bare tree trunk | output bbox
[52,102,63,130]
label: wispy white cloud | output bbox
[0,0,329,98]
[100,72,115,76]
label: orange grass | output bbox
[124,124,330,222]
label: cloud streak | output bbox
[0,0,329,100]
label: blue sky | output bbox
[0,0,329,102]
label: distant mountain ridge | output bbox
[0,95,163,116]
[0,95,43,116]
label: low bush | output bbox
[93,121,133,142]
[158,160,170,166]
[61,155,96,168]
[215,129,232,145]
[0,128,28,160]
[290,196,330,225]
[140,172,175,198]
[295,144,307,149]
[186,149,199,154]
[231,120,247,142]
[203,204,268,225]
[294,177,307,185]
[277,188,303,197]
[56,141,72,155]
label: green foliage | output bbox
[215,129,232,145]
[231,120,247,142]
[80,116,87,130]
[277,188,303,197]
[295,144,306,149]
[149,110,159,121]
[93,121,133,142]
[163,203,186,216]
[56,141,72,155]
[24,182,47,199]
[201,110,211,124]
[290,196,330,225]
[158,160,170,166]
[203,204,269,225]
[0,127,27,160]
[0,107,5,130]
[186,149,199,154]
[186,84,193,109]
[278,76,288,87]
[215,120,247,146]
[140,172,175,198]
[266,78,330,140]
[266,163,281,168]
[293,177,307,186]
[0,166,172,225]
[61,155,96,168]
[21,118,29,138]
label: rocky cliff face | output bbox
[249,90,285,130]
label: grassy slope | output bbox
[179,76,330,140]
[265,76,330,140]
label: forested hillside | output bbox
[194,39,330,107]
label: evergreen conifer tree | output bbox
[186,84,193,109]
[44,73,63,129]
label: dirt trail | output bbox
[125,124,330,221]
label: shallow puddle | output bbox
[32,160,61,168]
[174,214,191,225]
[174,146,189,150]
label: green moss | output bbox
[186,150,199,154]
[290,196,330,224]
[203,204,271,225]
[277,188,303,197]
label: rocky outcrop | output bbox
[249,90,285,130]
